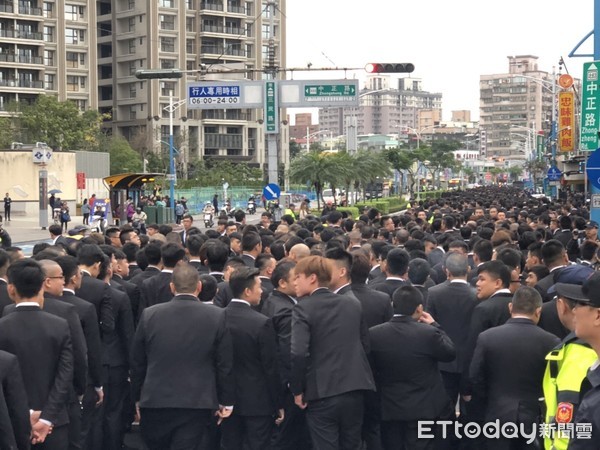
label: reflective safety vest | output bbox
[543,334,596,450]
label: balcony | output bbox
[0,29,43,40]
[200,45,244,57]
[0,79,43,88]
[0,4,14,13]
[18,5,43,16]
[200,2,223,11]
[0,54,43,64]
[201,24,244,35]
[227,3,245,14]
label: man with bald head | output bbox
[289,243,310,262]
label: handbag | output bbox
[61,211,71,222]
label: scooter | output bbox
[89,214,107,233]
[247,199,256,215]
[203,211,214,228]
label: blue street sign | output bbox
[547,166,562,182]
[263,183,281,201]
[188,84,241,107]
[586,148,600,190]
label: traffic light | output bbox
[364,63,415,74]
[135,69,184,79]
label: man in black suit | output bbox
[180,214,194,245]
[469,287,560,449]
[367,241,386,284]
[138,243,186,317]
[110,248,141,325]
[56,255,104,408]
[372,248,411,299]
[469,239,493,286]
[131,263,235,450]
[186,234,209,274]
[291,256,375,450]
[0,248,11,311]
[240,232,262,268]
[426,251,477,408]
[261,260,311,450]
[98,253,135,450]
[129,242,163,290]
[256,253,275,305]
[554,215,574,248]
[326,247,361,302]
[221,267,282,449]
[205,241,229,283]
[0,349,31,450]
[350,252,393,328]
[121,242,141,280]
[535,239,569,303]
[76,243,115,335]
[369,285,456,450]
[214,257,245,308]
[0,259,74,448]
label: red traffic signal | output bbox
[365,63,415,74]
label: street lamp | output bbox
[404,125,441,148]
[164,93,187,208]
[305,129,332,151]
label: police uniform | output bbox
[542,332,596,450]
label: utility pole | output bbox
[265,0,279,185]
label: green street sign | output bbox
[580,61,600,151]
[304,84,357,101]
[264,81,278,134]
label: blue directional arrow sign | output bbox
[263,183,281,201]
[547,166,562,182]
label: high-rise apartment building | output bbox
[0,0,287,175]
[0,0,97,113]
[96,0,287,174]
[479,55,555,159]
[319,75,442,140]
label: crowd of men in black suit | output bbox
[0,185,600,449]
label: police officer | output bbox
[542,283,597,450]
[568,273,600,448]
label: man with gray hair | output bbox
[426,251,477,411]
[469,287,560,448]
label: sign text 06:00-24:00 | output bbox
[190,97,239,105]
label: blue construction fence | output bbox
[173,187,317,214]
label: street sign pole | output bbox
[265,81,279,185]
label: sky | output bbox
[284,0,595,124]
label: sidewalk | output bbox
[1,213,75,246]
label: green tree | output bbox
[419,141,460,188]
[524,159,547,188]
[385,147,424,196]
[289,140,302,160]
[0,117,15,149]
[290,150,350,209]
[507,165,523,181]
[350,150,392,202]
[105,136,143,174]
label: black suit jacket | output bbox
[0,350,30,450]
[76,272,115,335]
[367,266,382,284]
[188,260,209,274]
[259,276,274,305]
[290,288,375,401]
[554,230,573,248]
[103,286,134,369]
[428,247,445,267]
[5,296,88,397]
[369,316,455,421]
[126,263,142,280]
[426,280,477,374]
[131,294,234,409]
[129,266,161,289]
[535,268,565,303]
[350,283,393,328]
[241,254,256,268]
[224,301,280,415]
[214,281,233,308]
[469,318,560,423]
[372,278,408,299]
[139,271,174,317]
[0,305,73,426]
[539,298,569,339]
[261,290,296,386]
[112,275,141,325]
[465,292,513,376]
[61,290,103,388]
[0,280,11,312]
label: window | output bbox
[44,74,54,90]
[80,77,86,88]
[43,2,53,17]
[66,75,78,91]
[43,50,54,66]
[159,0,174,7]
[129,83,136,98]
[130,106,137,120]
[66,51,78,68]
[161,37,175,52]
[161,81,175,96]
[127,39,136,53]
[160,59,175,69]
[79,53,85,65]
[186,0,195,8]
[65,4,77,20]
[128,0,135,9]
[43,26,54,42]
[129,61,137,76]
[159,14,175,30]
[186,39,195,54]
[65,28,84,44]
[128,17,135,32]
[185,17,195,32]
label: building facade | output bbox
[0,0,288,176]
[479,55,557,159]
